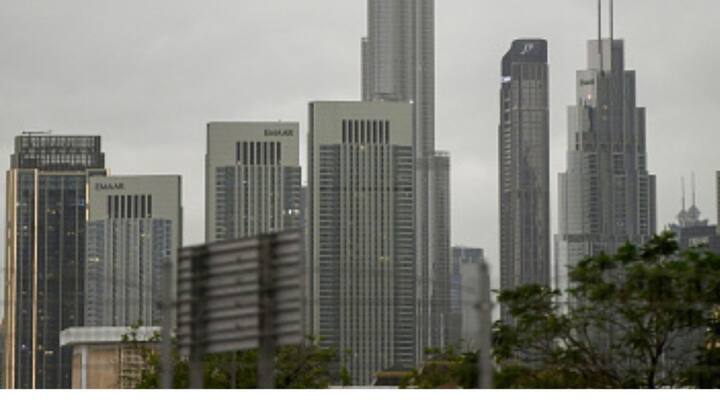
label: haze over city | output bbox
[2,0,718,281]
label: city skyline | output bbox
[1,0,719,295]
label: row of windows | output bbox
[107,195,153,219]
[236,141,282,165]
[341,119,391,144]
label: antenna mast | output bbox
[610,0,614,42]
[692,172,697,207]
[682,177,686,211]
[598,0,604,72]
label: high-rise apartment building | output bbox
[362,0,451,356]
[555,10,656,299]
[448,247,484,348]
[4,134,106,389]
[498,39,550,320]
[85,175,182,328]
[308,101,416,385]
[205,122,301,242]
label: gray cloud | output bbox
[1,0,719,295]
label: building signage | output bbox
[580,79,595,86]
[520,42,535,55]
[95,183,125,191]
[264,129,294,137]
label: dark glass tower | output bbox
[4,134,106,388]
[499,39,551,320]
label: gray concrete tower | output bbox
[205,122,301,242]
[308,101,416,385]
[555,3,656,299]
[362,0,450,356]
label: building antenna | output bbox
[610,0,614,42]
[598,0,604,72]
[692,172,697,207]
[682,177,686,211]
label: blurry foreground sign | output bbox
[176,230,304,357]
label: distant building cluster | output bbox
[2,0,719,390]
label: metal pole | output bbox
[161,259,174,389]
[230,352,237,389]
[257,235,275,389]
[477,260,493,389]
[189,247,207,389]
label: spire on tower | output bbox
[610,0,614,41]
[682,177,686,211]
[692,171,697,207]
[598,0,604,71]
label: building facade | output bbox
[59,326,160,389]
[448,247,484,348]
[4,134,106,389]
[362,0,451,356]
[85,176,182,328]
[498,39,551,320]
[670,179,720,253]
[308,101,416,385]
[205,122,301,242]
[555,35,657,299]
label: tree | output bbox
[399,346,479,389]
[126,333,342,389]
[493,232,720,388]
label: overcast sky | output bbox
[1,0,719,290]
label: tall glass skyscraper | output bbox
[362,0,451,356]
[308,101,416,385]
[498,39,550,320]
[4,134,106,389]
[555,23,656,300]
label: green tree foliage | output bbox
[683,311,720,387]
[126,333,341,389]
[399,346,479,389]
[493,232,720,388]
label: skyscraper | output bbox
[308,101,416,385]
[205,122,301,242]
[362,0,451,356]
[85,175,182,328]
[4,134,106,389]
[555,4,656,299]
[498,39,550,320]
